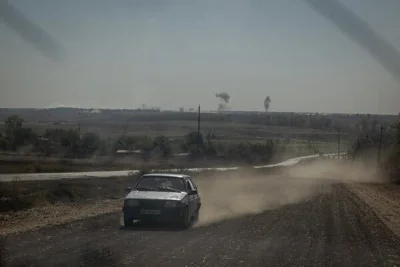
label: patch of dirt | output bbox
[0,198,123,236]
[346,183,400,237]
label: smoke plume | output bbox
[264,96,271,112]
[215,92,230,112]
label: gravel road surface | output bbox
[1,182,399,267]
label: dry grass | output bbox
[0,175,139,213]
[0,175,138,236]
[0,199,123,236]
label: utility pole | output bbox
[337,128,340,159]
[377,125,384,166]
[197,105,201,154]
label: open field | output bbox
[1,161,399,266]
[0,120,344,141]
[0,113,345,174]
[0,108,362,143]
[0,108,397,128]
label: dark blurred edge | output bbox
[0,0,66,62]
[0,236,4,267]
[304,0,400,84]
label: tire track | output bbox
[342,185,400,267]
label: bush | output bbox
[182,131,204,153]
[0,135,7,150]
[135,136,154,151]
[154,135,171,157]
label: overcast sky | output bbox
[1,0,400,114]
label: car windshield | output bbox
[135,176,185,192]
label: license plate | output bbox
[140,209,161,215]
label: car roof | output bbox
[141,173,190,179]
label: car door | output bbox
[188,177,201,208]
[185,177,199,217]
[190,178,201,211]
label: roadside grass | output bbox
[0,175,139,213]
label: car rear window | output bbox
[136,176,185,191]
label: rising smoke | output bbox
[215,92,230,112]
[264,96,271,112]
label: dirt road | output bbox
[0,153,342,182]
[1,181,399,267]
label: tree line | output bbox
[1,114,398,163]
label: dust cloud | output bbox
[194,159,386,227]
[285,159,388,183]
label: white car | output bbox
[122,173,202,228]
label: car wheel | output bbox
[179,207,190,229]
[124,214,134,227]
[193,209,200,222]
[193,203,201,222]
